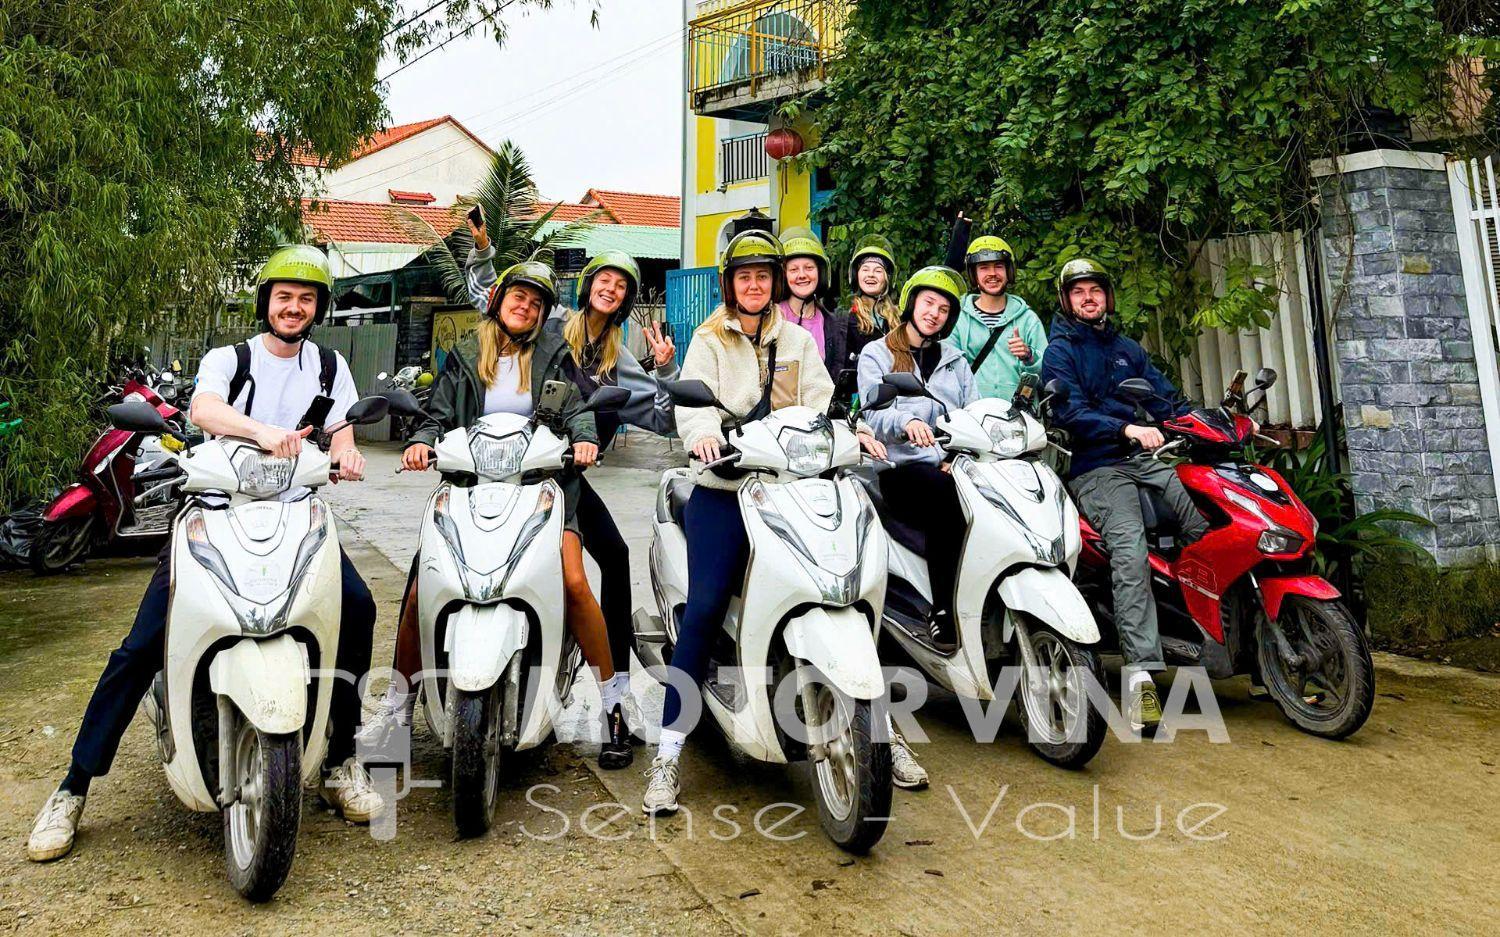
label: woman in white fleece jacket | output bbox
[641,231,887,816]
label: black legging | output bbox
[880,461,966,617]
[574,476,634,673]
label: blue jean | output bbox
[71,545,376,776]
[661,487,749,732]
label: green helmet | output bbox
[847,234,896,296]
[256,244,333,326]
[1056,257,1115,318]
[780,226,829,265]
[719,230,785,314]
[963,234,1016,292]
[490,260,559,319]
[577,250,640,327]
[899,266,967,341]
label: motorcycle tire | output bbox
[804,682,891,854]
[1257,597,1374,740]
[29,517,96,576]
[1012,622,1108,769]
[451,686,502,838]
[223,725,302,902]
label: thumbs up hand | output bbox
[1006,327,1031,362]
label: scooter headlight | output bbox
[778,426,833,477]
[469,430,528,479]
[432,484,556,601]
[184,503,327,635]
[981,414,1027,458]
[746,479,858,605]
[232,449,295,499]
[1224,488,1305,555]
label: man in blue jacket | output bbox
[1041,258,1208,731]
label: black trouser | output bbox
[70,545,377,777]
[880,461,966,618]
[574,476,634,673]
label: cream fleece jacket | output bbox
[677,308,835,490]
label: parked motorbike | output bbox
[632,379,897,853]
[32,375,187,574]
[111,393,390,900]
[1073,368,1375,739]
[377,354,433,441]
[865,372,1108,768]
[384,381,629,837]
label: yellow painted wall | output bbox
[694,209,745,267]
[694,117,717,195]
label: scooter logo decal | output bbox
[1176,557,1219,598]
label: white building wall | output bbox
[317,123,494,204]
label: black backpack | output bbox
[226,340,338,417]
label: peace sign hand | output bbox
[645,321,676,369]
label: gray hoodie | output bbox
[856,337,978,468]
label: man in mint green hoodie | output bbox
[944,219,1048,399]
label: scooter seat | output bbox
[666,475,695,528]
[1137,488,1181,536]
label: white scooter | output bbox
[632,380,898,853]
[108,394,389,901]
[867,372,1108,768]
[385,382,629,837]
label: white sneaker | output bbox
[356,694,412,754]
[28,790,85,862]
[890,730,929,790]
[320,760,385,824]
[642,755,680,815]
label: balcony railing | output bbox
[720,132,770,185]
[688,0,849,102]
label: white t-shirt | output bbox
[481,354,533,417]
[194,336,358,432]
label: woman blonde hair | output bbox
[851,295,901,335]
[883,319,920,374]
[479,276,549,392]
[562,309,623,378]
[697,303,784,345]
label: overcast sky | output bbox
[381,1,685,202]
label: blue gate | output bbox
[665,266,720,368]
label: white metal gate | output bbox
[1446,155,1500,505]
[1146,230,1335,428]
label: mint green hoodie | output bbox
[950,292,1048,400]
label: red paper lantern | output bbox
[764,127,804,161]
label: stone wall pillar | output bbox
[1316,149,1500,565]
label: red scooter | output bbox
[31,377,186,574]
[1073,369,1374,739]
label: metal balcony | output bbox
[688,0,849,120]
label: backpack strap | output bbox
[226,341,256,415]
[317,344,338,396]
[968,326,1008,377]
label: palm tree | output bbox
[390,140,599,306]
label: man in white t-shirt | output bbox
[28,246,384,862]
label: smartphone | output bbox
[537,379,571,415]
[467,203,485,229]
[298,394,334,432]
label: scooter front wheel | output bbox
[805,682,891,854]
[1257,597,1374,739]
[451,686,502,837]
[1012,619,1107,769]
[223,723,302,902]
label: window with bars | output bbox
[720,132,769,186]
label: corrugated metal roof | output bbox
[537,222,681,260]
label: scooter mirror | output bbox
[108,400,168,433]
[584,385,632,413]
[345,395,391,426]
[881,372,929,397]
[1254,367,1278,389]
[863,384,898,411]
[1117,378,1156,402]
[380,388,426,418]
[663,379,720,409]
[1043,378,1070,406]
[376,371,389,382]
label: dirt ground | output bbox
[3,444,1498,934]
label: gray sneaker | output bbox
[320,760,386,824]
[642,755,681,815]
[28,789,85,862]
[890,730,929,790]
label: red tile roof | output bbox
[388,189,436,204]
[582,189,681,227]
[301,198,464,245]
[532,201,608,223]
[272,116,493,169]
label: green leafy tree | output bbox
[0,0,394,504]
[803,0,1496,356]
